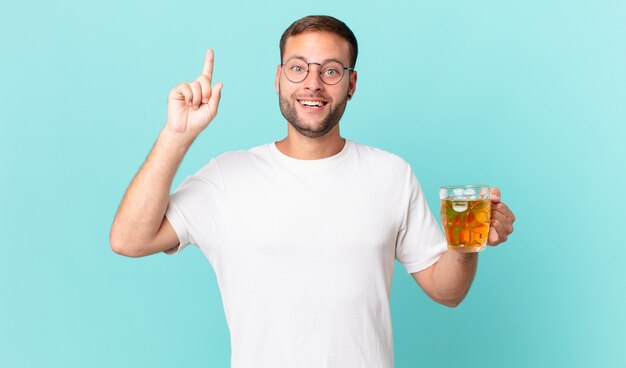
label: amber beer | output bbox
[440,185,491,252]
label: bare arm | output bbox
[110,49,223,257]
[412,251,478,308]
[110,130,193,257]
[412,188,516,307]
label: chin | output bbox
[279,91,346,138]
[287,116,336,137]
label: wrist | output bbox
[159,126,196,152]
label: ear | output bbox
[275,64,281,93]
[348,70,357,100]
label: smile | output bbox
[298,99,328,109]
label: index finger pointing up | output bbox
[202,49,214,82]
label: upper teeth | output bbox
[301,100,323,106]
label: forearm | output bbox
[110,129,192,249]
[429,250,478,307]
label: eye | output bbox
[290,65,306,73]
[323,68,339,76]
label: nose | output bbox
[303,63,324,92]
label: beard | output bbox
[278,88,348,138]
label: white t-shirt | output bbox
[165,140,447,368]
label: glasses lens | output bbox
[319,61,345,85]
[284,59,308,83]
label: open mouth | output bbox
[298,99,328,109]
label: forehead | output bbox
[283,31,351,65]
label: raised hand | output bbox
[487,187,516,246]
[166,49,223,141]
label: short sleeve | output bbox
[164,158,226,259]
[395,165,447,274]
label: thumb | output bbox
[490,187,501,203]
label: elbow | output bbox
[441,298,463,308]
[110,232,130,257]
[434,293,467,308]
[110,227,143,258]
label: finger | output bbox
[207,82,223,117]
[189,81,202,109]
[491,210,514,234]
[170,83,193,105]
[493,202,516,223]
[202,49,214,84]
[490,187,501,203]
[488,227,502,245]
[196,75,211,104]
[488,227,500,245]
[488,218,508,245]
[493,218,509,241]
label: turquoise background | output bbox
[2,0,624,367]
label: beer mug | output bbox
[440,185,491,253]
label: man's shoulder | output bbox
[352,141,403,158]
[197,143,277,179]
[351,141,410,169]
[212,142,273,163]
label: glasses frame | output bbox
[281,58,355,85]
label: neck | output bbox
[275,124,345,160]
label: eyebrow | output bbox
[286,55,346,65]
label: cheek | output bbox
[279,83,297,99]
[332,85,350,101]
[278,87,293,106]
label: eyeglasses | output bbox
[282,58,354,85]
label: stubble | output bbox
[278,89,348,138]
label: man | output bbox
[110,15,515,368]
